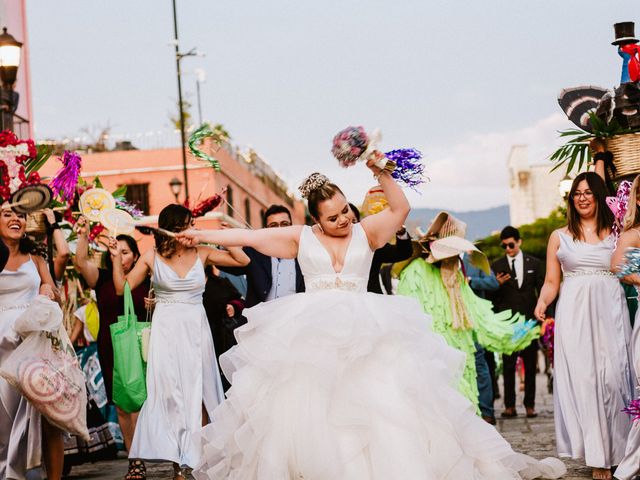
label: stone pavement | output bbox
[59,373,594,479]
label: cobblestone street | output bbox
[60,374,593,479]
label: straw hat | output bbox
[417,211,490,273]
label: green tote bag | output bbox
[110,282,151,413]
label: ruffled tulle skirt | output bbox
[194,291,565,480]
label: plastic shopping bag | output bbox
[0,296,90,440]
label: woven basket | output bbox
[606,133,640,179]
[26,212,47,235]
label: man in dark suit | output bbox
[490,226,544,419]
[222,204,304,308]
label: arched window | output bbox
[244,197,251,228]
[226,186,234,217]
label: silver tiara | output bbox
[298,172,329,199]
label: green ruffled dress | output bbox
[397,258,540,408]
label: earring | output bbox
[22,233,26,239]
[317,224,324,234]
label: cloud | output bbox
[281,112,572,212]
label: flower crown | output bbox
[298,172,329,199]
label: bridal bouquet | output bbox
[331,126,425,189]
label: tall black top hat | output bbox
[613,22,639,45]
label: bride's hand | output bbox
[366,150,386,177]
[176,229,202,247]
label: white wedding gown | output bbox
[194,224,566,479]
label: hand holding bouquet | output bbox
[331,126,425,189]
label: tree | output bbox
[476,208,566,262]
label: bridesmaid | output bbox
[0,206,63,479]
[611,174,640,480]
[534,155,634,480]
[111,205,249,479]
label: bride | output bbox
[177,157,566,480]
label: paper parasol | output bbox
[79,188,115,222]
[7,185,53,214]
[100,208,135,236]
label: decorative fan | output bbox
[79,188,115,222]
[557,85,609,133]
[100,208,135,236]
[8,185,53,214]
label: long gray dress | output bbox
[554,231,635,468]
[0,259,42,479]
[614,312,640,480]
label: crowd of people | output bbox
[0,145,638,480]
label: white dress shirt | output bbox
[266,257,297,301]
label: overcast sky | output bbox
[26,0,639,210]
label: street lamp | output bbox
[0,27,22,132]
[558,175,573,200]
[169,176,183,203]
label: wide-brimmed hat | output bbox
[417,211,490,273]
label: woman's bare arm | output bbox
[177,225,303,259]
[533,231,562,321]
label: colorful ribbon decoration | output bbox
[187,123,230,172]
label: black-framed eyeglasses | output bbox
[571,190,594,200]
[266,221,292,228]
[501,242,516,249]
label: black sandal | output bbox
[125,459,147,480]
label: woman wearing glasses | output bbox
[534,141,634,480]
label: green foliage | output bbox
[112,184,127,200]
[550,112,633,175]
[476,208,567,263]
[24,144,54,176]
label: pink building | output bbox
[39,142,307,250]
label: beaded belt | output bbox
[564,270,615,278]
[0,303,29,312]
[156,298,201,305]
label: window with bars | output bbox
[125,183,150,215]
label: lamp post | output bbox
[169,176,183,204]
[0,27,22,132]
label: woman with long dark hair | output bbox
[74,216,150,480]
[535,167,635,480]
[111,204,249,478]
[0,207,63,479]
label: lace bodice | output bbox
[297,224,374,293]
[152,253,206,304]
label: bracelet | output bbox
[593,151,613,163]
[46,222,60,232]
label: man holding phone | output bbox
[489,226,544,419]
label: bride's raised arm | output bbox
[360,154,411,250]
[177,224,303,259]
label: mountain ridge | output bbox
[406,205,510,241]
